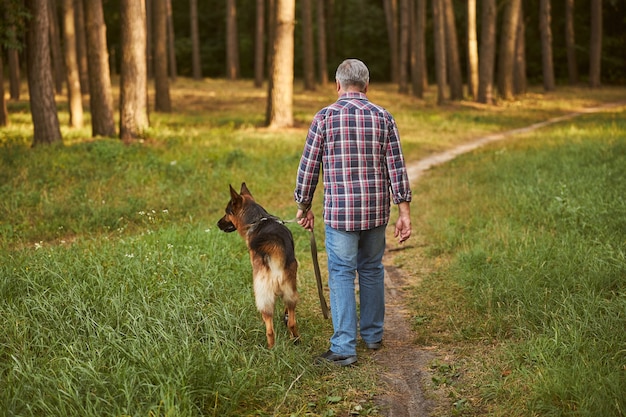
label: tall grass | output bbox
[411,109,626,416]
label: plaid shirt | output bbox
[294,92,412,231]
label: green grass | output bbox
[409,109,626,416]
[1,79,625,416]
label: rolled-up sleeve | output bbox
[294,111,325,205]
[386,116,412,204]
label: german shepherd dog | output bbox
[217,183,300,348]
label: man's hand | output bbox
[394,202,411,244]
[297,209,315,231]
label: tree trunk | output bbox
[398,0,410,94]
[316,0,328,86]
[26,0,63,146]
[166,0,177,81]
[254,0,265,87]
[412,0,427,98]
[443,0,462,100]
[497,0,521,100]
[266,0,295,128]
[226,0,240,80]
[74,0,89,94]
[0,53,8,126]
[6,22,21,100]
[432,0,447,105]
[119,0,149,142]
[146,0,153,78]
[48,0,65,94]
[383,0,399,83]
[477,0,496,104]
[190,0,202,79]
[62,0,84,128]
[513,0,527,94]
[539,0,555,91]
[466,0,479,99]
[589,0,602,88]
[565,0,578,85]
[301,0,316,91]
[153,0,171,112]
[83,0,116,136]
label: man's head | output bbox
[335,59,369,93]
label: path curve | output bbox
[373,101,626,417]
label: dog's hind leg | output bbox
[283,303,299,344]
[261,311,275,348]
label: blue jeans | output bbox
[325,224,386,356]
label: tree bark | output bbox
[153,0,171,112]
[266,0,295,128]
[226,0,240,80]
[7,25,21,100]
[83,0,116,136]
[565,0,578,85]
[443,0,462,100]
[254,0,265,87]
[497,0,521,100]
[383,0,399,83]
[62,0,83,128]
[316,0,328,86]
[539,0,555,91]
[589,0,602,88]
[119,0,149,142]
[74,0,89,94]
[48,0,65,94]
[432,0,447,105]
[166,0,177,81]
[412,0,427,98]
[398,0,410,94]
[190,0,202,79]
[513,0,527,95]
[477,0,496,104]
[26,0,63,146]
[466,0,479,99]
[301,0,316,90]
[0,53,8,126]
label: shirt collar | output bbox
[338,92,368,101]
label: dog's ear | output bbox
[240,182,253,197]
[229,184,241,201]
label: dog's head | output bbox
[217,182,254,233]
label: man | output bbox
[294,58,412,366]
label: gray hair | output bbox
[335,59,370,91]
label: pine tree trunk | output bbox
[6,24,21,100]
[190,0,202,80]
[466,0,479,99]
[565,0,578,85]
[497,0,521,100]
[120,0,149,142]
[316,0,328,86]
[539,0,555,91]
[254,0,265,88]
[83,0,116,136]
[62,0,84,128]
[166,0,177,81]
[48,0,65,94]
[0,53,8,126]
[589,0,602,88]
[226,0,240,80]
[74,0,89,95]
[398,0,410,94]
[477,0,496,104]
[26,0,63,146]
[513,0,527,95]
[443,0,463,100]
[432,0,447,105]
[267,0,295,128]
[301,0,316,91]
[383,0,399,83]
[153,0,171,112]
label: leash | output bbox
[280,217,330,319]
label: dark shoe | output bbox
[365,340,382,350]
[315,350,357,366]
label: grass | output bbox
[1,78,625,416]
[406,108,626,416]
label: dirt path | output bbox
[373,101,626,417]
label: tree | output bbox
[266,0,295,128]
[589,0,602,88]
[74,0,89,94]
[398,0,410,94]
[316,0,328,86]
[539,0,555,91]
[83,0,116,136]
[48,0,65,94]
[153,0,171,112]
[497,0,521,100]
[411,0,427,98]
[190,0,202,80]
[383,0,399,83]
[62,0,84,128]
[226,0,240,80]
[119,0,149,142]
[432,0,447,105]
[254,0,265,87]
[565,0,578,85]
[477,0,496,104]
[513,0,527,95]
[26,0,63,146]
[301,0,316,91]
[0,52,7,126]
[166,0,177,81]
[466,0,479,99]
[443,0,463,100]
